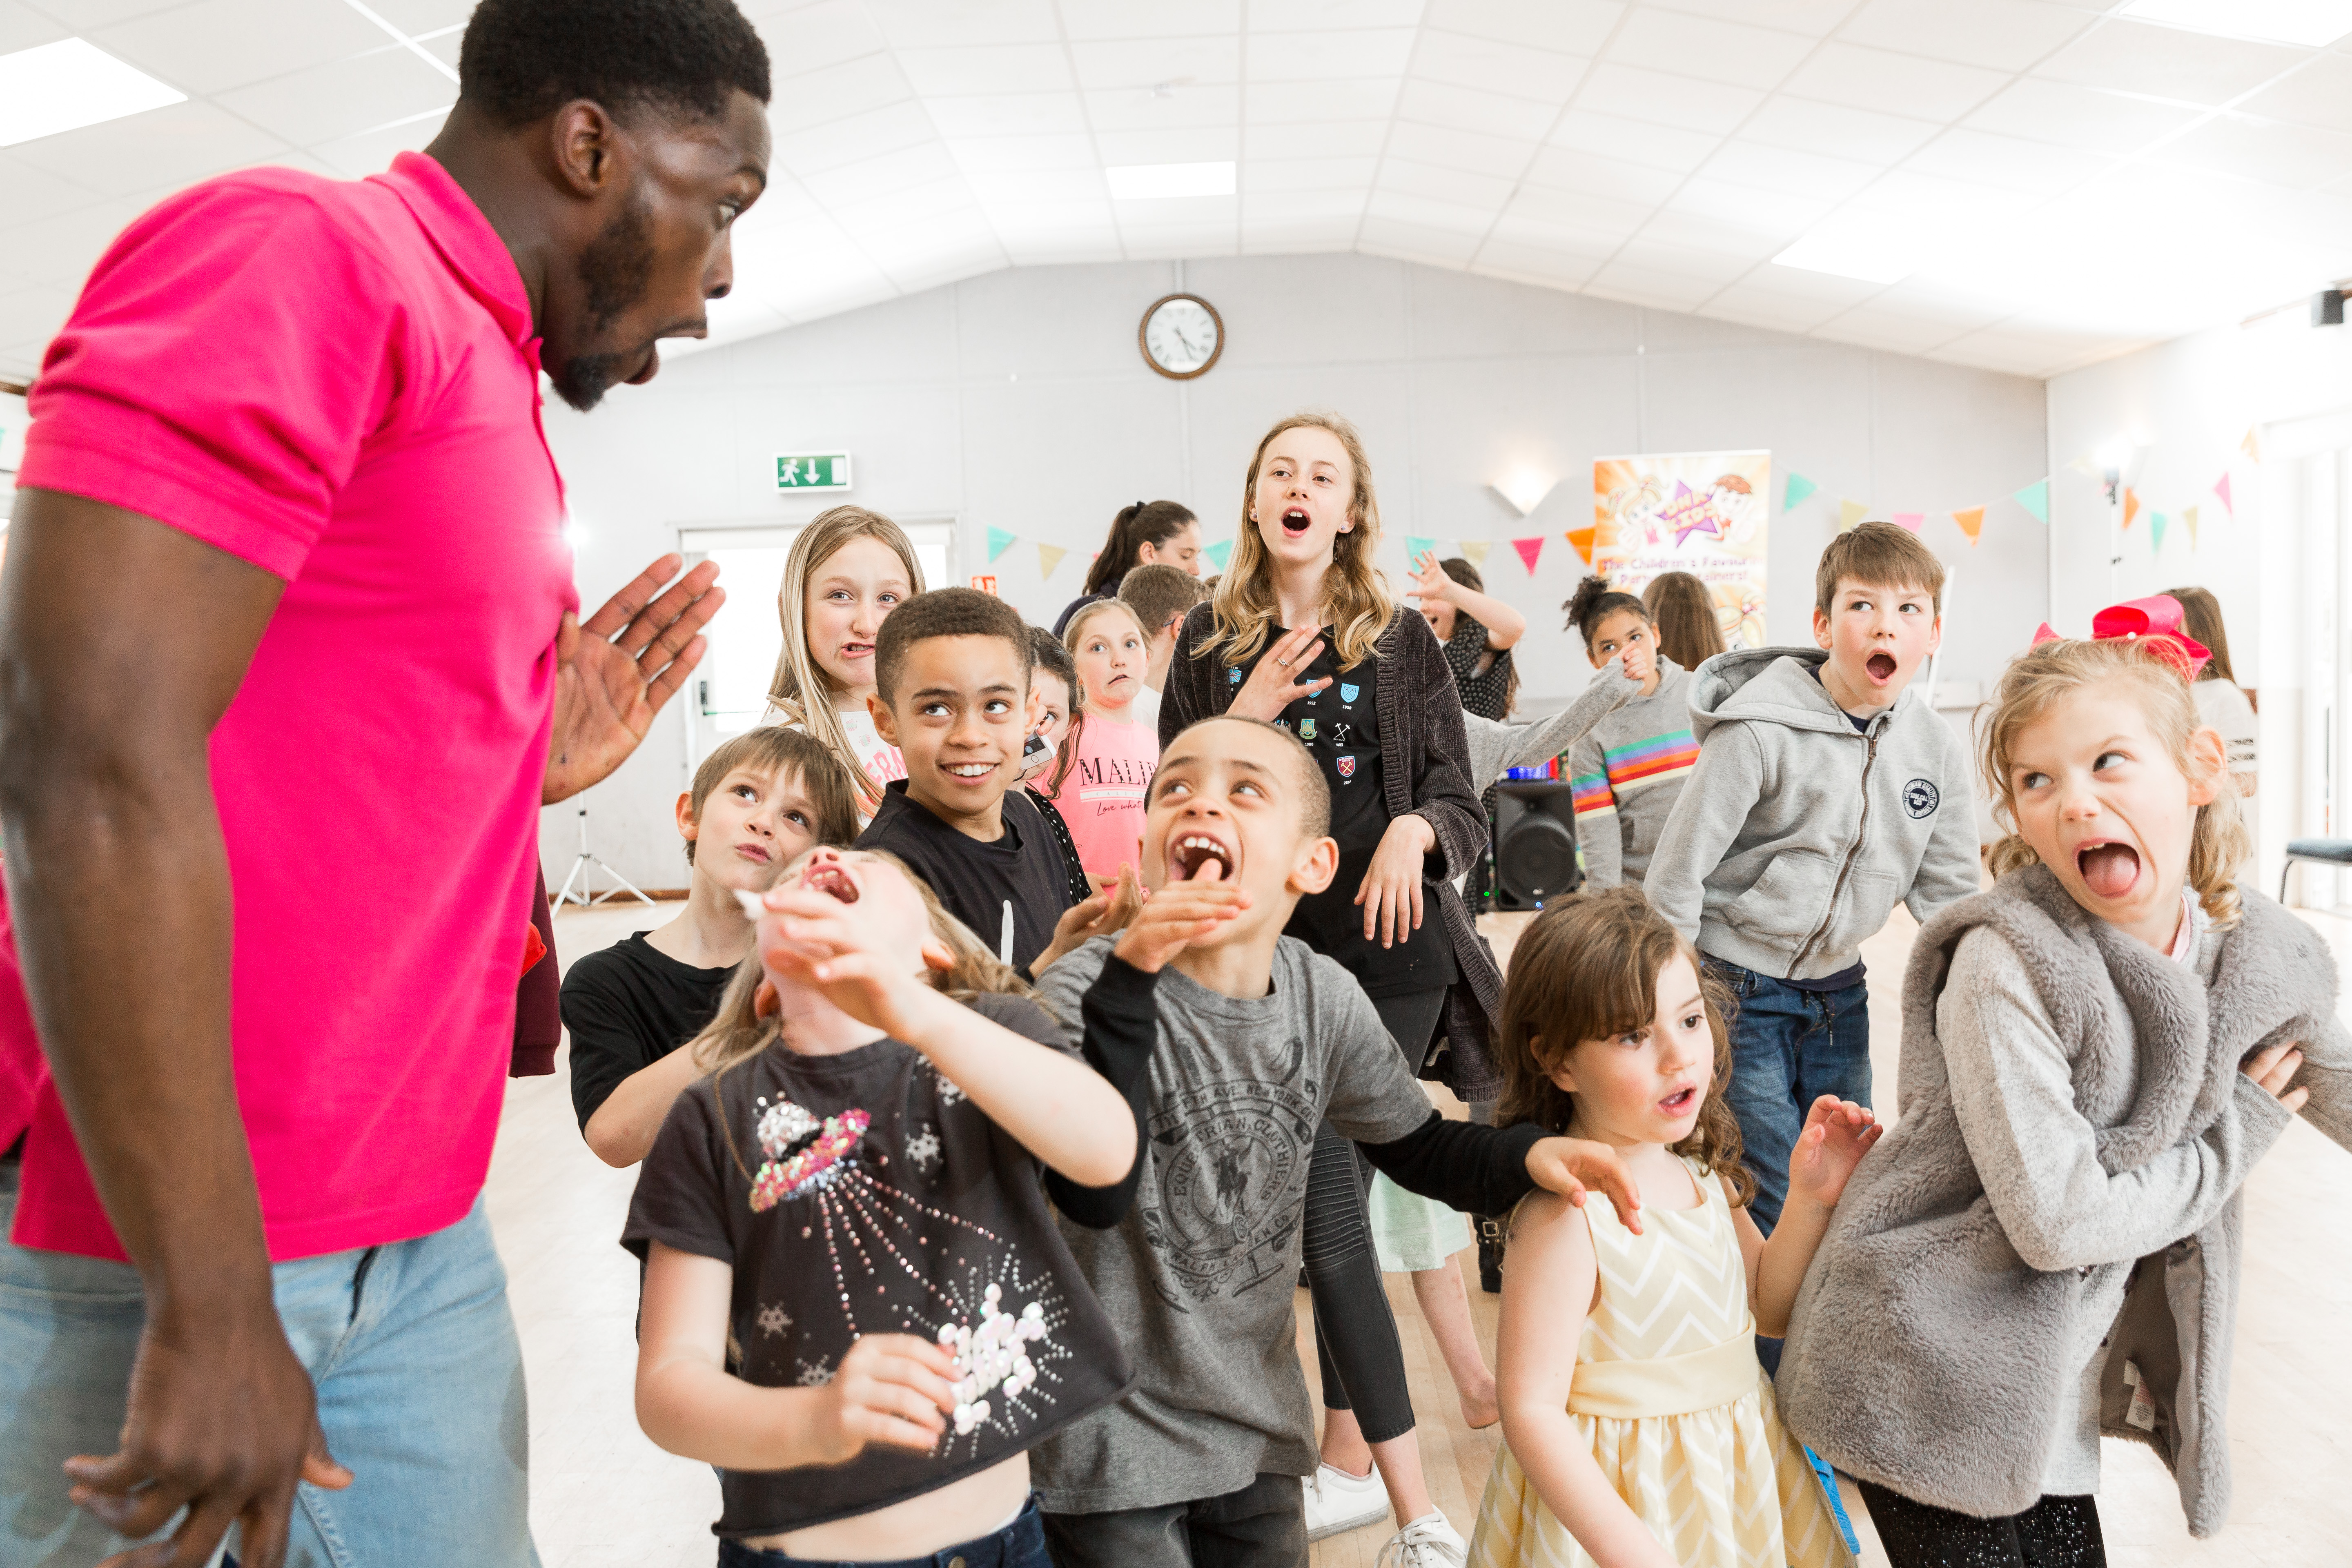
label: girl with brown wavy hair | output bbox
[1470,886,1874,1568]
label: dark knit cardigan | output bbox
[1160,601,1506,1100]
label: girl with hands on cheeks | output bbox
[624,846,1142,1568]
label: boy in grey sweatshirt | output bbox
[1646,523,1979,1233]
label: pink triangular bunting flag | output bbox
[2213,472,2234,516]
[1891,512,1924,532]
[1512,535,1545,573]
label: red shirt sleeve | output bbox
[19,174,407,581]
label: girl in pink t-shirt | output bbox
[1059,601,1159,882]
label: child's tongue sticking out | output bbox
[2078,841,2140,900]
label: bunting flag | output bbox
[1460,538,1492,568]
[1891,512,1924,532]
[1405,535,1436,563]
[1784,472,1818,510]
[1512,535,1545,573]
[2151,511,2168,553]
[1204,539,1233,571]
[1952,506,1985,546]
[987,526,1018,562]
[2185,504,2199,548]
[2242,428,2262,461]
[2213,472,2234,517]
[2012,480,2050,523]
[2122,488,2141,529]
[1037,543,1067,580]
[1838,498,1868,532]
[1563,527,1596,567]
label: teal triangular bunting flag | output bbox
[1784,473,1817,510]
[2012,479,2050,523]
[1205,539,1233,570]
[2151,511,2168,553]
[1405,535,1435,562]
[987,527,1018,562]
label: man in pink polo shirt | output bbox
[0,2,773,1564]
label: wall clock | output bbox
[1139,293,1223,380]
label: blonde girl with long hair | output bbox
[1776,621,2346,1567]
[628,844,1145,1568]
[764,506,927,813]
[1158,411,1503,1561]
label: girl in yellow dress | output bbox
[1468,889,1874,1568]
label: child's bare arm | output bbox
[1748,1096,1880,1335]
[584,1044,705,1168]
[635,1242,955,1470]
[1497,1194,1677,1568]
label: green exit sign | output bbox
[775,453,852,491]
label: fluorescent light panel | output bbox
[1105,161,1235,200]
[0,38,185,149]
[2116,0,2352,47]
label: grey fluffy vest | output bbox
[1777,865,2336,1535]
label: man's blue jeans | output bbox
[1707,959,1872,1236]
[0,1164,536,1568]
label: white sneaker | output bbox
[1376,1511,1467,1568]
[1302,1462,1390,1541]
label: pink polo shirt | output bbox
[1,152,577,1262]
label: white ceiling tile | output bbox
[1573,63,1765,135]
[20,0,185,27]
[1397,78,1561,139]
[1844,169,2039,227]
[1926,324,2107,377]
[1518,145,1684,204]
[1605,7,1818,90]
[1119,222,1241,258]
[1486,210,1633,256]
[768,54,913,134]
[1500,183,1650,238]
[1780,42,2013,122]
[1058,0,1241,39]
[1252,0,1427,29]
[1245,78,1403,122]
[1609,235,1765,284]
[1962,78,2201,154]
[1383,119,1530,177]
[0,281,76,351]
[1000,233,1125,264]
[822,173,980,229]
[1636,209,1797,261]
[2236,54,2352,132]
[1471,241,1605,287]
[773,101,942,173]
[1245,156,1379,190]
[868,0,1058,49]
[1247,29,1419,81]
[1544,107,1722,172]
[10,97,292,197]
[1358,214,1485,264]
[1069,36,1241,89]
[1240,215,1362,251]
[1244,118,1392,158]
[2033,19,2306,107]
[1898,126,2115,193]
[2153,114,2352,189]
[1111,192,1236,225]
[1366,187,1502,233]
[925,93,1088,138]
[1583,268,1718,311]
[897,43,1073,96]
[1742,96,1942,162]
[420,31,457,69]
[1094,126,1241,163]
[1697,282,1851,330]
[209,48,452,147]
[1410,28,1587,101]
[1084,82,1240,129]
[1243,187,1370,221]
[1657,176,1828,237]
[1376,157,1514,207]
[1705,274,1878,322]
[1811,308,1964,354]
[0,149,110,224]
[0,0,65,52]
[1836,0,2092,73]
[760,2,890,78]
[1650,0,1853,36]
[804,142,965,204]
[364,0,472,36]
[2,196,145,285]
[964,167,1105,202]
[305,114,445,180]
[1696,137,1884,200]
[947,131,1097,172]
[1420,0,1622,55]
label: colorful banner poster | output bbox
[1591,450,1771,648]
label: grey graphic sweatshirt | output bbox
[1646,647,1979,981]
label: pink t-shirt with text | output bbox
[1,153,576,1261]
[1060,714,1160,882]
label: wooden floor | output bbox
[503,899,2352,1566]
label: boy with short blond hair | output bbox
[1648,521,1978,1233]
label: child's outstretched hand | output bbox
[756,885,944,1040]
[804,1333,957,1464]
[2243,1040,2309,1113]
[1787,1095,1882,1210]
[1113,859,1249,973]
[1033,863,1145,976]
[1524,1136,1646,1235]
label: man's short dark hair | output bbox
[874,588,1034,704]
[458,0,771,128]
[1169,716,1331,841]
[1119,564,1208,636]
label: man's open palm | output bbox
[543,554,724,804]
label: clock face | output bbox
[1142,295,1222,379]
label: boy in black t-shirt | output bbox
[565,726,860,1165]
[854,589,1134,979]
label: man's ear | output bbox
[675,790,698,842]
[547,99,627,200]
[1288,834,1341,897]
[867,691,900,746]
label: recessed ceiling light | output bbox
[1105,161,1236,200]
[2116,0,2352,48]
[1771,233,1916,286]
[0,38,185,149]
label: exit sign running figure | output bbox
[775,453,852,491]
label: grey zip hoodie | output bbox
[1646,646,1979,981]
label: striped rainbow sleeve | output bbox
[1604,729,1698,793]
[1570,771,1616,817]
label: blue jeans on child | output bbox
[722,1497,1051,1568]
[0,1163,535,1568]
[1707,959,1872,1236]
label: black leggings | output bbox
[1857,1482,2105,1568]
[1301,987,1449,1447]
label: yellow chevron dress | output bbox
[1467,1157,1852,1568]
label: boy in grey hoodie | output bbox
[1647,523,1979,1234]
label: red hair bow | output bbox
[2031,594,2212,681]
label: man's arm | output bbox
[0,490,346,1565]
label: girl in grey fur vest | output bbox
[1777,631,2350,1568]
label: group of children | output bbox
[560,411,2345,1568]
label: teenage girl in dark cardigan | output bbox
[1160,411,1503,1555]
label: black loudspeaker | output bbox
[1492,782,1580,911]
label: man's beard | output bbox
[549,192,656,412]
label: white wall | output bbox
[542,254,2048,891]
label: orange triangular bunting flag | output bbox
[2242,428,2261,461]
[1565,527,1597,567]
[2123,488,2141,528]
[1952,506,1985,546]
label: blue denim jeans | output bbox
[0,1164,535,1568]
[1707,960,1872,1236]
[722,1498,1051,1568]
